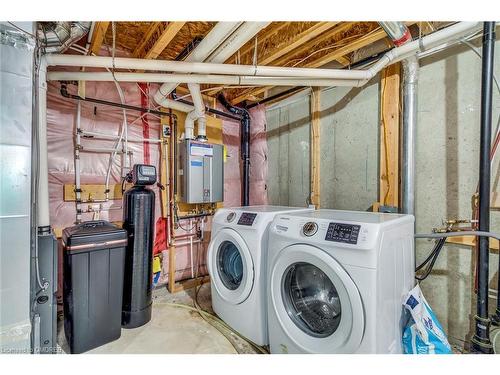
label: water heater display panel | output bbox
[325,223,361,244]
[237,212,257,226]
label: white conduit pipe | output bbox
[153,22,242,105]
[46,71,365,87]
[44,22,480,84]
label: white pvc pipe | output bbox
[184,112,195,140]
[37,58,50,228]
[45,53,368,79]
[187,83,207,140]
[44,22,481,86]
[46,71,366,87]
[205,22,270,63]
[154,22,242,106]
[159,98,193,112]
[365,21,481,79]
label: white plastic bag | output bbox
[402,284,452,354]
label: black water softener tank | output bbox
[122,164,156,328]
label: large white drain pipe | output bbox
[45,22,481,86]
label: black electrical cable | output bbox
[415,238,447,281]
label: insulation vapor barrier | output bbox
[219,104,269,207]
[46,64,268,291]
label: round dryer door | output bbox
[208,228,254,305]
[270,244,364,353]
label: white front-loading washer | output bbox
[267,209,414,353]
[207,205,313,346]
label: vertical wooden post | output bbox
[89,22,110,56]
[379,64,401,209]
[310,87,321,208]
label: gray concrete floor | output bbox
[57,282,500,354]
[58,283,263,354]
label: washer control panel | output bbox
[237,212,258,226]
[325,222,361,244]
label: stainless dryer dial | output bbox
[302,221,318,237]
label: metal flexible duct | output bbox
[378,22,418,216]
[37,22,91,53]
[379,21,412,46]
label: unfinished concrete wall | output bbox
[265,37,500,346]
[266,77,380,210]
[415,39,500,346]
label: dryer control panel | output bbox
[237,212,258,226]
[325,223,361,244]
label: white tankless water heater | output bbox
[178,140,224,204]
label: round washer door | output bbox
[207,228,254,305]
[270,244,365,353]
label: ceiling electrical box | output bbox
[178,140,224,204]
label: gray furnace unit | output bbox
[178,140,224,203]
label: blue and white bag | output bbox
[402,284,452,354]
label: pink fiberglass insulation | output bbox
[46,67,267,292]
[219,104,268,207]
[248,105,269,206]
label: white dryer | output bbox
[267,209,414,354]
[207,205,313,346]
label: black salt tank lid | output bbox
[62,220,127,253]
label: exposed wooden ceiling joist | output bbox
[258,22,339,66]
[89,21,110,56]
[230,24,393,104]
[272,22,355,66]
[95,21,431,104]
[229,22,358,104]
[132,22,162,57]
[134,22,186,59]
[303,27,388,68]
[231,22,290,63]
